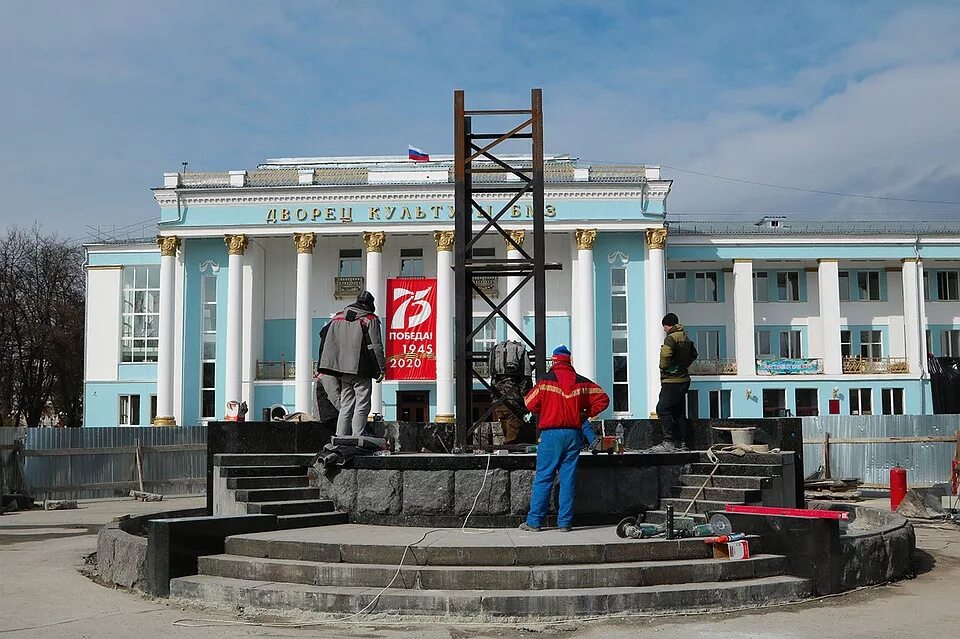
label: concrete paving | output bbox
[0,496,958,638]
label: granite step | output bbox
[677,474,768,490]
[246,499,336,515]
[223,527,760,566]
[671,486,760,503]
[234,487,321,503]
[214,453,317,467]
[227,475,310,490]
[277,512,350,529]
[659,498,731,516]
[198,552,788,590]
[219,465,308,478]
[689,463,783,477]
[694,452,790,465]
[170,573,812,618]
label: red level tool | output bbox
[725,504,849,520]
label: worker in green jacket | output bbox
[647,313,697,453]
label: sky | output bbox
[2,0,959,240]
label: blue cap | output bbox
[553,345,571,357]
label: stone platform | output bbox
[170,523,812,620]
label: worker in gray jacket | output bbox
[317,291,386,436]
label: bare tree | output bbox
[0,226,85,426]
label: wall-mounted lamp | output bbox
[832,387,840,399]
[745,388,753,400]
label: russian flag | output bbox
[408,145,430,162]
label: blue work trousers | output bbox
[526,428,582,529]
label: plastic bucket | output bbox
[730,428,755,446]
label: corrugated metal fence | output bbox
[802,415,960,488]
[0,427,207,500]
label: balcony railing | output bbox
[842,357,910,374]
[335,276,365,300]
[473,276,499,299]
[689,358,737,375]
[756,358,823,375]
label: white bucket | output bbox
[730,428,755,446]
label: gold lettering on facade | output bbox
[280,208,290,222]
[312,208,322,221]
[296,208,308,221]
[266,209,277,224]
[385,206,396,220]
[401,207,412,219]
[369,206,381,220]
[341,207,352,222]
[415,206,426,219]
[325,208,336,221]
[262,203,560,224]
[546,205,556,217]
[431,205,442,219]
[448,205,456,218]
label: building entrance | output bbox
[396,391,430,423]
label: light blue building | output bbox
[82,155,960,426]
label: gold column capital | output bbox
[575,228,597,250]
[505,229,525,251]
[645,227,667,250]
[152,416,177,427]
[433,230,455,252]
[293,232,317,254]
[156,235,181,257]
[363,231,386,253]
[224,234,248,256]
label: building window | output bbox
[882,388,904,415]
[611,266,629,413]
[753,271,769,302]
[849,388,872,415]
[937,271,960,301]
[795,388,818,417]
[119,394,141,426]
[776,271,801,302]
[926,330,933,355]
[200,274,217,420]
[708,389,731,418]
[859,330,882,358]
[338,249,362,277]
[472,317,497,356]
[857,271,881,301]
[694,329,720,360]
[399,248,424,277]
[755,330,772,358]
[923,271,930,302]
[762,389,787,418]
[942,330,960,357]
[840,330,852,358]
[120,265,160,362]
[779,330,802,358]
[694,272,718,302]
[686,390,699,419]
[667,272,687,303]
[150,395,157,424]
[838,271,850,302]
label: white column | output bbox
[434,231,455,423]
[154,235,180,426]
[294,233,316,414]
[224,234,248,409]
[569,236,579,355]
[505,230,525,342]
[363,232,386,417]
[645,228,667,416]
[818,259,842,375]
[574,229,597,379]
[902,258,926,376]
[732,259,757,377]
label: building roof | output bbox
[165,155,664,189]
[668,215,960,237]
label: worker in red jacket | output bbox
[520,345,610,532]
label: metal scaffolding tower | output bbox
[453,88,560,450]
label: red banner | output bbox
[385,278,437,380]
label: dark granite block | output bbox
[146,514,278,597]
